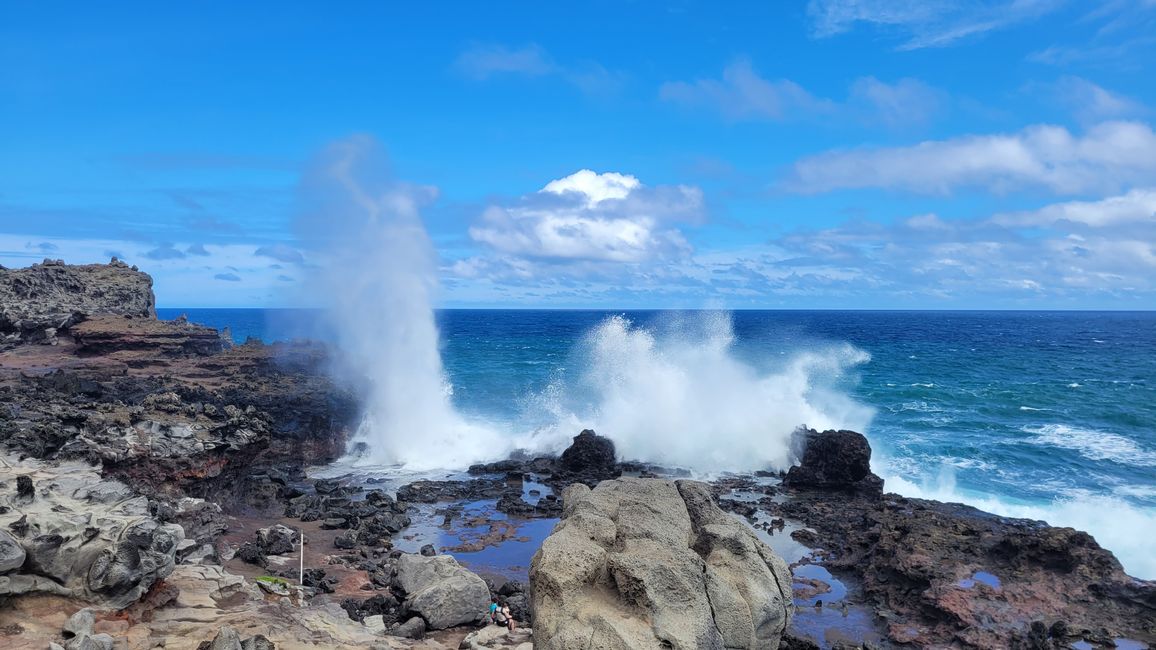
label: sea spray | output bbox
[299,136,508,470]
[523,312,875,472]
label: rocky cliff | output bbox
[0,258,156,345]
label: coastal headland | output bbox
[0,259,1152,649]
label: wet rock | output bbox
[783,428,883,496]
[530,477,792,649]
[419,543,436,557]
[396,478,506,503]
[393,553,490,630]
[555,429,619,485]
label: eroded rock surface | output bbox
[0,259,155,345]
[530,477,792,650]
[0,454,182,609]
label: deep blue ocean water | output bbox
[158,308,1156,578]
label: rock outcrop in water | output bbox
[0,258,155,346]
[530,477,793,650]
[0,453,182,609]
[783,427,883,496]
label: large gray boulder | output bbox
[0,454,183,608]
[393,553,490,630]
[530,478,793,650]
[0,258,155,344]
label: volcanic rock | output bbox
[0,258,154,345]
[783,427,883,496]
[554,429,620,486]
[530,477,792,649]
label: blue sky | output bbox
[2,1,1155,308]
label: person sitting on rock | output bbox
[489,597,501,625]
[500,602,516,632]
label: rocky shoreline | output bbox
[0,259,1153,649]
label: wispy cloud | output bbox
[660,59,942,128]
[784,121,1156,195]
[807,0,1065,50]
[214,272,241,282]
[453,43,557,80]
[1046,76,1147,122]
[1030,0,1156,67]
[454,43,626,96]
[144,242,187,260]
[254,243,304,264]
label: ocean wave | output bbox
[1018,406,1048,411]
[881,466,1156,580]
[1023,424,1156,467]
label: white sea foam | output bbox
[880,464,1156,580]
[301,137,508,471]
[1024,424,1156,467]
[522,313,875,473]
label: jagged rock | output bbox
[783,428,883,496]
[530,477,792,650]
[62,608,95,638]
[257,524,297,555]
[0,454,182,609]
[393,553,490,630]
[0,259,155,344]
[240,635,275,650]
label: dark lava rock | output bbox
[15,476,33,500]
[419,544,436,557]
[340,593,402,624]
[396,478,505,503]
[300,568,338,594]
[554,429,620,486]
[783,427,883,496]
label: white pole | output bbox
[299,529,305,587]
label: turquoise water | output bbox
[159,308,1156,578]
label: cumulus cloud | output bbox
[661,59,941,127]
[254,243,304,264]
[214,272,241,282]
[467,169,704,263]
[807,0,1064,50]
[785,121,1156,195]
[454,43,556,80]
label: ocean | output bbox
[158,308,1156,579]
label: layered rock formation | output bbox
[530,477,793,650]
[0,259,155,345]
[0,454,182,609]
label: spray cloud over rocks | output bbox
[527,312,875,473]
[299,136,508,470]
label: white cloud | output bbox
[993,188,1156,227]
[661,59,941,127]
[786,121,1156,195]
[453,43,556,80]
[807,0,1065,50]
[467,170,704,263]
[1051,76,1146,122]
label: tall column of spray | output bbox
[301,136,505,470]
